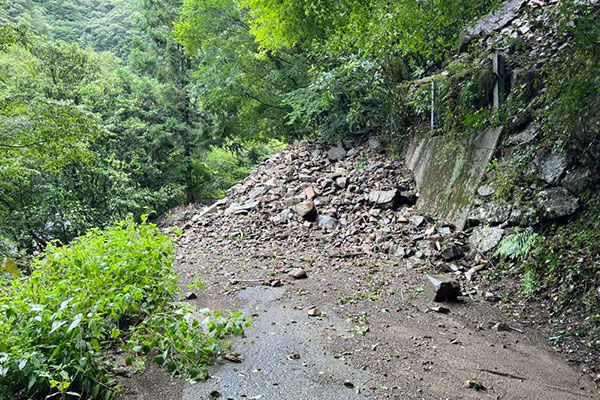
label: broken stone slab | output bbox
[440,245,464,262]
[469,225,504,253]
[294,201,318,221]
[194,203,219,220]
[426,274,461,303]
[305,186,316,200]
[535,187,579,219]
[316,215,338,230]
[460,0,528,49]
[505,123,538,146]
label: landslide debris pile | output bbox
[175,139,488,283]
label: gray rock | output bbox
[368,189,399,209]
[477,184,495,197]
[270,209,292,225]
[368,136,383,152]
[406,256,425,269]
[438,226,452,237]
[284,196,303,207]
[248,185,270,200]
[316,215,338,230]
[535,187,579,219]
[327,144,347,161]
[426,274,461,303]
[290,268,307,279]
[469,225,504,253]
[468,202,512,225]
[410,215,425,227]
[537,151,568,185]
[506,123,537,146]
[561,169,592,195]
[194,203,218,220]
[225,200,259,215]
[460,0,527,49]
[335,177,348,189]
[440,245,464,262]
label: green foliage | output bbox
[241,0,499,64]
[175,0,309,143]
[521,265,538,296]
[400,56,495,140]
[0,0,140,57]
[177,0,499,145]
[0,219,247,399]
[541,2,600,163]
[284,58,389,141]
[495,228,541,260]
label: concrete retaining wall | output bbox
[404,127,502,229]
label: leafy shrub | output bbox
[0,218,248,399]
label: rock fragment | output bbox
[316,215,338,230]
[368,189,399,209]
[469,225,504,253]
[294,201,317,221]
[426,274,461,302]
[535,187,579,219]
[440,245,464,261]
[290,268,307,279]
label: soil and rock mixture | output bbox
[118,140,597,400]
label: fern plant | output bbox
[494,228,541,260]
[520,265,539,295]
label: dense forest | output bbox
[1,0,600,398]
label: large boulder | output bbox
[535,187,579,219]
[537,151,568,185]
